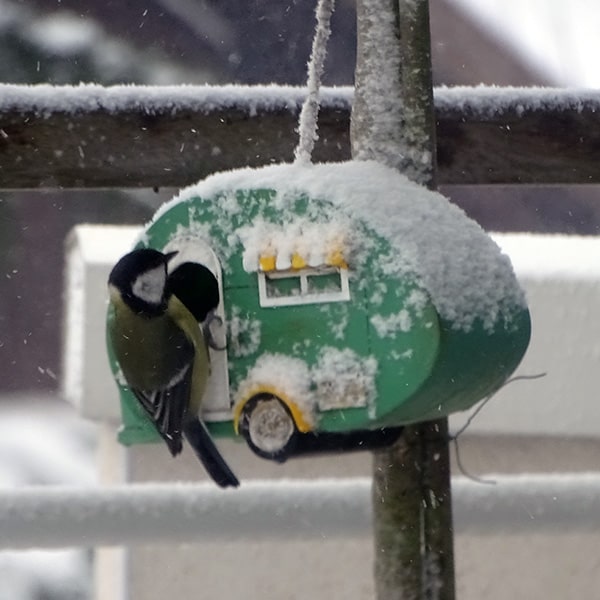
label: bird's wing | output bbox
[167,294,211,415]
[131,360,193,457]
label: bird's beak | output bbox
[164,250,179,263]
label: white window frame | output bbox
[258,266,350,307]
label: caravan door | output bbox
[163,236,231,422]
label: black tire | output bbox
[238,393,298,462]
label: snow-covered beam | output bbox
[1,84,600,188]
[2,475,600,550]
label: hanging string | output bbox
[294,0,336,165]
[452,372,547,485]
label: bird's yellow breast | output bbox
[108,292,210,412]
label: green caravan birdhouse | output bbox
[107,161,530,461]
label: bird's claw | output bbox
[203,312,227,351]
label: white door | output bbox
[163,235,231,421]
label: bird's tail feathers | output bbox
[183,419,240,488]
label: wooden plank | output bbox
[0,106,350,189]
[435,87,600,185]
[352,0,455,598]
[1,85,600,188]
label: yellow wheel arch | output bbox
[233,385,314,435]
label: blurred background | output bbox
[1,0,599,598]
[3,0,599,397]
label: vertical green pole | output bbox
[351,1,456,599]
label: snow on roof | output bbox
[239,220,348,272]
[155,160,525,331]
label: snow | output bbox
[233,347,376,422]
[2,475,600,550]
[352,0,405,172]
[433,85,600,119]
[234,354,315,426]
[2,81,600,126]
[227,306,262,358]
[406,289,428,314]
[0,397,96,600]
[313,347,377,412]
[370,310,412,338]
[322,303,350,340]
[157,161,525,332]
[239,220,349,273]
[0,82,352,117]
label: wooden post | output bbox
[351,0,456,598]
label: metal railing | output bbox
[2,473,600,550]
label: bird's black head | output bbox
[108,248,178,316]
[168,262,220,322]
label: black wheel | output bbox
[238,394,298,462]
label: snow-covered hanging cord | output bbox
[294,0,335,165]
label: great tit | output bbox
[107,248,239,488]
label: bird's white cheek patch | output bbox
[132,265,166,305]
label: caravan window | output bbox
[258,266,350,307]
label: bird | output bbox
[107,248,239,488]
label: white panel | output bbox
[62,225,141,422]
